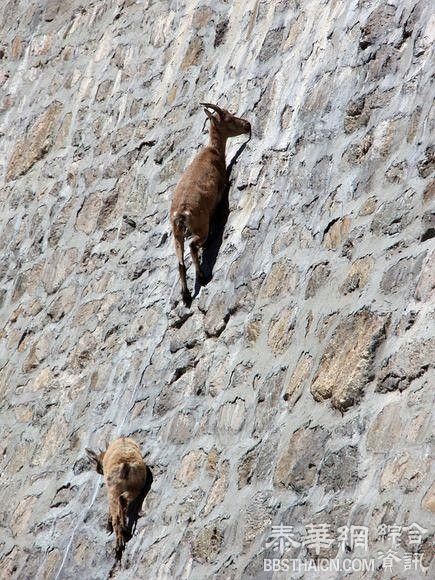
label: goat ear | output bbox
[200,102,223,118]
[85,448,104,474]
[203,108,215,121]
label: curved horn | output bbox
[200,102,224,116]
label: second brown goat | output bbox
[86,437,152,560]
[170,102,251,305]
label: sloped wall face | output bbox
[0,0,434,577]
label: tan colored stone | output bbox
[23,333,53,373]
[168,412,195,443]
[32,367,53,390]
[11,496,37,536]
[283,14,304,49]
[280,104,293,129]
[283,353,312,407]
[207,447,220,475]
[167,85,177,105]
[14,404,32,422]
[39,549,61,579]
[415,251,434,301]
[345,132,373,164]
[27,299,43,317]
[47,285,77,321]
[48,198,76,247]
[95,79,113,102]
[305,262,330,298]
[73,541,94,564]
[311,309,387,411]
[380,452,429,492]
[218,398,245,432]
[191,523,223,563]
[174,449,206,487]
[55,112,72,147]
[97,193,119,229]
[192,6,214,28]
[422,482,435,512]
[0,364,12,402]
[75,193,102,234]
[71,331,97,370]
[267,308,296,354]
[370,118,395,159]
[36,417,68,465]
[359,197,378,216]
[260,260,298,299]
[12,262,44,302]
[72,299,102,326]
[245,315,262,344]
[242,491,276,548]
[274,426,328,491]
[406,411,430,443]
[377,337,434,393]
[4,442,32,476]
[207,364,227,397]
[9,305,23,324]
[42,248,78,294]
[423,180,435,205]
[31,33,53,56]
[323,216,351,249]
[203,296,230,338]
[10,36,24,59]
[82,272,113,296]
[6,102,62,181]
[181,37,203,69]
[366,403,403,453]
[202,461,229,516]
[340,255,374,294]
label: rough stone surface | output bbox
[274,426,329,492]
[0,1,434,578]
[311,309,387,411]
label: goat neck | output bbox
[208,122,227,160]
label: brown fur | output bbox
[170,103,251,305]
[86,437,152,560]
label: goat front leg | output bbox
[190,229,208,286]
[114,512,125,560]
[173,232,190,305]
[119,493,132,542]
[107,512,113,533]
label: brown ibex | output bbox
[86,437,153,560]
[170,102,251,305]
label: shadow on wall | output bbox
[195,139,250,296]
[125,465,153,541]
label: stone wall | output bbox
[0,0,434,578]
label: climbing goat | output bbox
[170,102,251,305]
[86,437,153,560]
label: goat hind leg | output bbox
[190,231,208,285]
[119,493,132,542]
[174,233,190,304]
[114,515,125,560]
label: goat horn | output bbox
[200,102,223,115]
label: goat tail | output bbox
[172,211,190,235]
[119,462,130,480]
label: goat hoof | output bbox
[181,291,191,306]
